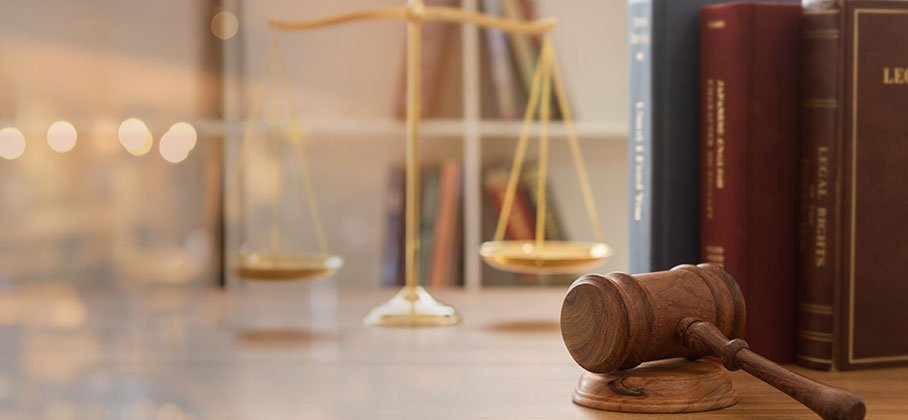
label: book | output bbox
[699,1,801,363]
[797,0,908,370]
[627,0,713,274]
[520,163,564,245]
[481,0,520,119]
[393,0,460,119]
[517,0,540,47]
[419,166,441,286]
[379,167,406,286]
[501,0,537,100]
[481,163,537,286]
[483,164,535,241]
[520,163,575,286]
[627,0,787,274]
[429,161,462,287]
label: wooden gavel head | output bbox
[561,263,745,373]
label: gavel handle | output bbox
[678,318,866,420]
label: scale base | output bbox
[573,358,736,413]
[364,285,460,327]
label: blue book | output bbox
[627,0,728,273]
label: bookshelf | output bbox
[225,0,629,288]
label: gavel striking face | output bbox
[561,264,866,420]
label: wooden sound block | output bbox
[572,358,736,413]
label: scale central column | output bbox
[364,0,461,326]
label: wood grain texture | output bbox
[573,359,737,413]
[0,282,905,419]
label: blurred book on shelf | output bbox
[379,167,406,287]
[392,0,567,121]
[480,0,563,120]
[429,161,463,288]
[481,0,520,120]
[379,161,464,287]
[393,0,461,120]
[481,161,574,286]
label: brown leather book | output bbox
[798,0,908,370]
[700,2,801,363]
[429,161,462,288]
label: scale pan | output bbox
[479,240,610,275]
[235,253,343,282]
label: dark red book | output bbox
[699,2,801,363]
[798,0,908,370]
[484,165,535,241]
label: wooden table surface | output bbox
[0,282,905,419]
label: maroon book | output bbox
[700,2,802,363]
[798,0,908,371]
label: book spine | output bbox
[750,4,801,364]
[700,4,749,325]
[628,0,654,273]
[702,3,800,363]
[482,0,519,119]
[483,168,535,240]
[419,167,441,286]
[380,168,405,286]
[429,161,461,288]
[700,4,762,344]
[501,0,537,94]
[517,0,539,47]
[393,0,458,119]
[797,6,841,371]
[520,164,562,242]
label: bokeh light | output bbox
[47,121,78,153]
[159,131,189,163]
[158,122,197,163]
[211,10,239,40]
[119,118,153,156]
[118,118,151,151]
[168,122,197,151]
[0,127,26,160]
[125,133,153,157]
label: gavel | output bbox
[560,263,865,420]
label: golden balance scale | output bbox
[234,0,610,326]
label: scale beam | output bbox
[268,6,556,34]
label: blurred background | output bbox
[0,1,631,418]
[0,0,629,290]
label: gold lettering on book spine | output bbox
[630,8,648,223]
[707,20,725,29]
[705,79,716,220]
[715,80,726,189]
[633,101,645,222]
[814,146,829,267]
[883,67,908,84]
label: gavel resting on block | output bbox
[560,263,865,420]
